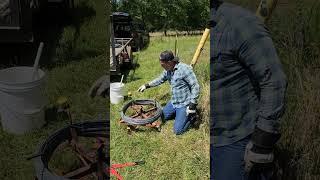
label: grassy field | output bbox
[266,1,320,179]
[110,35,210,179]
[0,0,108,179]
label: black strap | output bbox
[210,0,223,10]
[251,127,281,149]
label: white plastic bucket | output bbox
[110,95,124,104]
[110,82,124,104]
[0,66,47,135]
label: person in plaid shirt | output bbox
[210,0,287,179]
[138,50,200,135]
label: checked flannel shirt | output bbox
[211,3,287,147]
[148,62,200,108]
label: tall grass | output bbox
[273,1,320,179]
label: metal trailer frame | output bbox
[110,38,133,74]
[110,14,133,75]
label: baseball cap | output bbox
[159,50,179,62]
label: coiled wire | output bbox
[120,99,162,125]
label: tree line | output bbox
[111,0,210,33]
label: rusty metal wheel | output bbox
[120,99,162,125]
[32,121,108,180]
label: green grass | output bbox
[110,35,210,179]
[0,0,109,179]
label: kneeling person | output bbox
[138,50,200,135]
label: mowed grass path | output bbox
[110,35,210,179]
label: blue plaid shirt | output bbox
[211,3,287,147]
[148,62,200,108]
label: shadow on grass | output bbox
[44,106,72,124]
[190,109,202,130]
[0,1,96,69]
[127,126,161,134]
[273,147,299,180]
[136,38,150,52]
[44,106,58,125]
[111,62,141,83]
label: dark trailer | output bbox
[110,12,133,75]
[0,0,33,43]
[111,11,149,52]
[0,0,74,43]
[112,12,132,39]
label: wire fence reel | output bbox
[120,99,163,132]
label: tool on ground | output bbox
[107,160,145,180]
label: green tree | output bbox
[113,0,209,33]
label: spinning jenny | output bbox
[119,99,163,133]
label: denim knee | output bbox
[173,127,185,135]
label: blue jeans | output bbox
[162,101,191,135]
[211,136,274,180]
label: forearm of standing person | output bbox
[236,19,287,150]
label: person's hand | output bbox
[244,141,274,173]
[137,84,149,92]
[186,103,197,116]
[88,75,109,98]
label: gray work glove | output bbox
[137,84,149,92]
[88,75,109,98]
[244,127,280,173]
[244,141,274,173]
[186,103,197,116]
